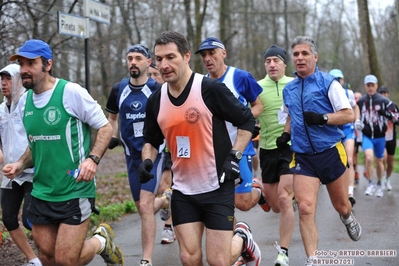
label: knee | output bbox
[180,250,202,265]
[2,215,19,231]
[234,195,252,211]
[297,200,315,216]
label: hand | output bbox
[220,153,240,184]
[276,132,291,149]
[303,111,326,125]
[108,137,121,149]
[378,109,392,119]
[354,119,364,131]
[138,159,154,183]
[252,125,260,139]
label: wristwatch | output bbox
[88,154,101,165]
[323,114,328,124]
[230,150,243,160]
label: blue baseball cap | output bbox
[127,44,151,59]
[195,37,225,54]
[364,74,378,84]
[10,39,52,61]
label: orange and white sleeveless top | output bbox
[158,74,219,195]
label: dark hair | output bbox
[154,31,190,57]
[41,56,52,75]
[291,36,318,55]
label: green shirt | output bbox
[23,79,95,202]
[258,75,294,150]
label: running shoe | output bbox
[252,178,270,212]
[364,183,375,196]
[93,223,124,265]
[140,259,152,266]
[292,198,298,212]
[305,256,317,266]
[274,241,289,266]
[232,255,245,266]
[348,195,356,207]
[161,227,175,244]
[385,178,392,191]
[234,221,261,266]
[160,188,172,221]
[375,186,383,198]
[340,212,361,241]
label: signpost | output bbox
[57,0,110,93]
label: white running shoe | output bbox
[385,178,392,191]
[161,227,175,244]
[274,241,289,266]
[375,186,383,198]
[364,183,375,196]
[160,188,172,221]
[234,222,261,266]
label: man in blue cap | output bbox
[3,39,124,265]
[195,36,264,266]
[357,75,398,198]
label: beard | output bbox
[22,79,34,90]
[130,67,141,79]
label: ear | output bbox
[46,59,53,72]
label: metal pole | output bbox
[85,38,90,93]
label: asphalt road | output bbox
[88,165,398,265]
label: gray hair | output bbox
[291,36,318,55]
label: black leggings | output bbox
[1,181,33,231]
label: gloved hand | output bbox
[138,159,154,183]
[303,111,326,125]
[252,125,261,139]
[108,137,121,149]
[220,153,240,184]
[354,119,364,131]
[276,132,291,149]
[378,109,392,119]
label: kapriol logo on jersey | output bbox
[43,106,61,125]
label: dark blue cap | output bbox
[195,37,225,54]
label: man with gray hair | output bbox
[278,36,362,266]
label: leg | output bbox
[206,228,233,266]
[174,222,204,266]
[278,174,295,249]
[364,148,375,182]
[344,139,356,203]
[325,169,352,218]
[263,183,279,212]
[294,174,320,257]
[31,223,58,265]
[235,155,259,211]
[1,184,38,262]
[54,219,99,265]
[138,190,157,263]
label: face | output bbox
[364,83,378,96]
[265,56,286,81]
[0,74,12,99]
[199,48,226,78]
[126,52,150,79]
[380,91,389,98]
[292,44,318,78]
[18,57,50,90]
[154,42,190,84]
[148,67,163,83]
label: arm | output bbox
[3,147,33,180]
[76,122,113,182]
[108,113,119,138]
[325,108,355,125]
[249,96,263,119]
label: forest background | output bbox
[0,0,398,105]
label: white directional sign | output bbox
[58,12,89,39]
[84,0,111,25]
